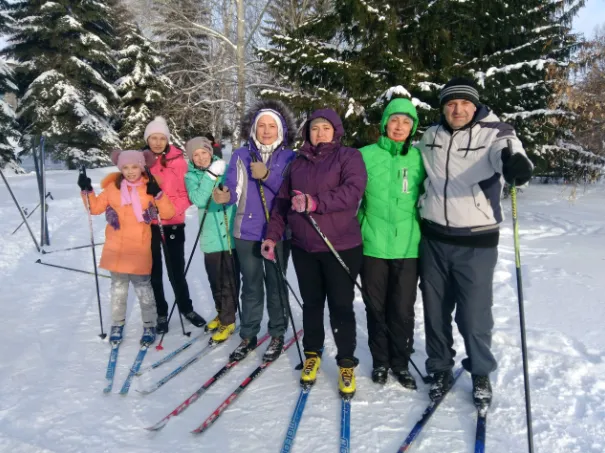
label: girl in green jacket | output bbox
[358,98,426,389]
[184,137,240,344]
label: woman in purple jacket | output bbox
[262,108,367,397]
[213,100,296,363]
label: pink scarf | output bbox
[120,179,145,222]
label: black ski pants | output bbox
[204,249,241,326]
[360,256,418,372]
[291,245,363,365]
[419,237,498,376]
[151,224,194,318]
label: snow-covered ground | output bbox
[0,170,603,453]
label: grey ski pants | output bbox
[419,237,498,376]
[110,272,157,328]
[234,238,290,340]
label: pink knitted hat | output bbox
[110,150,155,170]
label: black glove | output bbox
[78,173,92,191]
[502,149,533,186]
[146,176,162,197]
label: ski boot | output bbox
[109,325,124,344]
[229,337,257,362]
[393,369,417,390]
[156,316,168,334]
[300,352,321,387]
[338,359,357,400]
[263,335,284,363]
[472,374,492,409]
[185,311,207,328]
[371,366,388,385]
[211,323,235,344]
[429,370,454,401]
[205,314,221,332]
[141,326,156,346]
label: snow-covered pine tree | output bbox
[116,21,170,149]
[0,0,21,171]
[260,0,589,171]
[444,0,588,178]
[4,0,120,168]
[259,0,435,147]
[262,0,332,36]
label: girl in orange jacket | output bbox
[77,150,175,345]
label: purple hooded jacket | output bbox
[266,108,367,253]
[224,100,296,242]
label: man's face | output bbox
[443,99,477,130]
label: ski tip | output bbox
[145,421,167,432]
[103,388,112,394]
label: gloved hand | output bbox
[207,160,227,180]
[291,190,318,213]
[78,173,92,192]
[213,186,231,204]
[146,176,162,197]
[105,206,120,230]
[261,239,276,261]
[502,149,533,186]
[250,161,269,180]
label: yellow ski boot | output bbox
[300,352,321,387]
[211,323,235,343]
[338,360,356,399]
[205,314,221,332]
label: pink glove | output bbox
[261,239,276,261]
[291,190,317,213]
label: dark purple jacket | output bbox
[266,109,367,253]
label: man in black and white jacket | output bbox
[417,77,533,407]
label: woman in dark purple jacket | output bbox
[262,108,367,398]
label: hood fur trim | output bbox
[241,99,297,145]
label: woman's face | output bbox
[122,164,142,182]
[256,115,279,145]
[309,121,334,146]
[148,133,168,154]
[192,149,212,168]
[386,115,413,143]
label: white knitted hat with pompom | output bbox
[144,116,171,143]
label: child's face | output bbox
[192,149,212,168]
[122,164,142,182]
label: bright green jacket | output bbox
[358,98,426,259]
[184,158,236,254]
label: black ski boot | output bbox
[184,311,207,328]
[263,335,284,362]
[371,366,388,385]
[393,369,417,390]
[156,316,169,334]
[229,337,258,362]
[429,370,454,401]
[472,374,492,408]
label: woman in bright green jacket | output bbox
[184,137,239,344]
[358,97,426,389]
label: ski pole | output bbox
[35,259,111,279]
[251,153,304,370]
[145,167,189,350]
[12,192,53,235]
[41,242,104,255]
[219,183,243,324]
[0,168,41,252]
[80,167,106,339]
[297,203,430,384]
[509,141,534,453]
[159,168,220,345]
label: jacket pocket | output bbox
[471,184,492,220]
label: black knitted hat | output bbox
[439,77,480,106]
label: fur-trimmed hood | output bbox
[241,99,297,146]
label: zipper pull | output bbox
[402,168,409,194]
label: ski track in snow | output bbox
[1,172,604,452]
